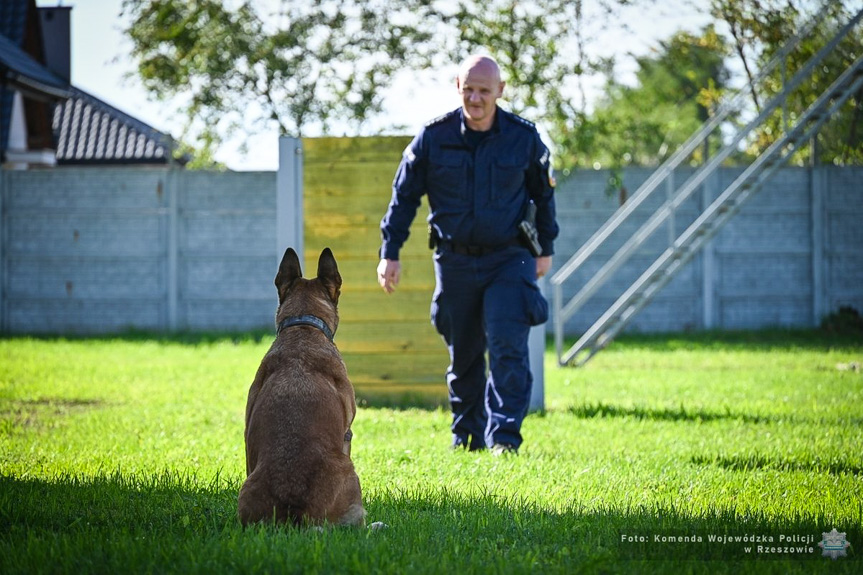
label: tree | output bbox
[555,0,862,179]
[445,0,861,171]
[122,0,860,170]
[710,0,863,165]
[559,26,731,177]
[443,0,650,169]
[447,0,585,118]
[122,0,647,167]
[121,0,434,164]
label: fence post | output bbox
[166,169,179,331]
[701,171,718,329]
[277,137,304,266]
[810,165,824,326]
[529,277,547,412]
[0,171,5,333]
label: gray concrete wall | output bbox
[0,161,859,335]
[0,167,278,333]
[551,166,863,334]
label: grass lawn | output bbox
[1,329,861,573]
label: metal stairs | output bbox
[551,6,863,367]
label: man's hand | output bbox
[377,259,401,294]
[536,256,552,279]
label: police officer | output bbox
[377,55,558,455]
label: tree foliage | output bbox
[121,0,434,162]
[121,0,861,170]
[710,0,863,165]
[550,0,862,174]
[122,0,644,166]
[561,26,731,173]
[447,1,589,118]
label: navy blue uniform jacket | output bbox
[380,107,559,260]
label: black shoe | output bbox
[452,434,488,452]
[491,443,518,457]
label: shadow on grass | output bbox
[356,390,447,410]
[0,329,276,346]
[0,473,859,573]
[691,454,863,477]
[567,402,776,424]
[0,471,239,535]
[566,402,863,427]
[553,328,863,355]
[7,327,861,352]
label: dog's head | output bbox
[274,247,342,334]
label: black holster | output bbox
[518,203,543,257]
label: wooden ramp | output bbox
[303,137,449,406]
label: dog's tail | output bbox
[238,475,304,526]
[238,492,305,526]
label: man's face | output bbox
[457,63,504,131]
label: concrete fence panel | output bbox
[1,144,860,349]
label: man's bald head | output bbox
[458,55,502,85]
[456,55,505,131]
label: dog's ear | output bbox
[275,248,302,302]
[317,248,342,304]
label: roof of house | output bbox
[0,28,69,99]
[1,0,186,166]
[52,86,187,165]
[1,0,68,154]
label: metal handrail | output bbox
[563,52,863,366]
[553,5,863,364]
[550,0,833,288]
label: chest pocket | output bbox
[428,150,469,205]
[492,158,527,206]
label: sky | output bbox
[35,0,712,171]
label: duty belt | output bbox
[439,239,523,256]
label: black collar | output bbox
[277,315,335,342]
[458,106,501,138]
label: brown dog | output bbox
[238,247,365,527]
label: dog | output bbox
[238,247,366,527]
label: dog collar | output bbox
[277,315,335,342]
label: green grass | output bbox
[1,329,861,573]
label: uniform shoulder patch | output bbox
[425,109,459,128]
[403,145,417,163]
[504,110,536,130]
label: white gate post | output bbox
[0,171,5,333]
[277,137,304,265]
[529,277,547,412]
[701,172,718,329]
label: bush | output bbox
[821,306,863,335]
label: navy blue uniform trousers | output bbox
[431,245,548,449]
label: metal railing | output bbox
[552,4,863,366]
